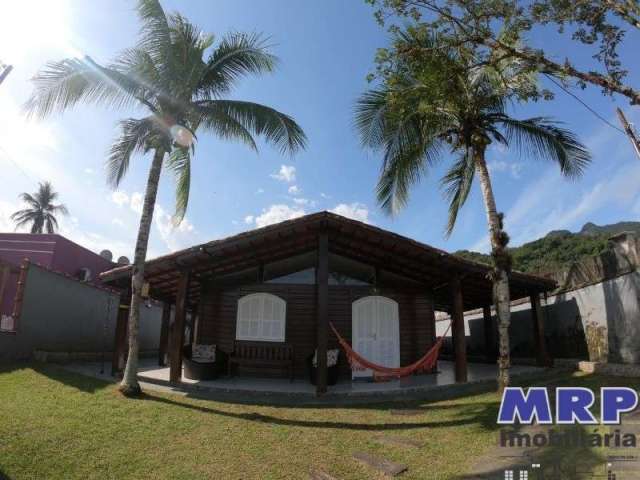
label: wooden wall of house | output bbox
[197,282,436,378]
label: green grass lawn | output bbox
[0,364,635,479]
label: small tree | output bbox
[11,181,68,234]
[355,30,591,391]
[25,0,306,396]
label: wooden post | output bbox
[111,297,129,376]
[316,232,329,395]
[0,264,10,307]
[482,305,495,363]
[450,276,467,383]
[158,302,171,366]
[191,304,200,345]
[169,270,190,383]
[530,292,551,367]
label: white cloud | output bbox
[255,188,265,194]
[244,215,254,224]
[270,164,296,183]
[488,160,524,179]
[288,185,302,195]
[152,204,196,252]
[130,192,143,214]
[320,192,331,199]
[111,218,125,227]
[293,197,311,206]
[84,168,94,175]
[111,191,129,207]
[254,204,306,228]
[330,203,370,223]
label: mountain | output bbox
[579,221,640,236]
[455,221,640,275]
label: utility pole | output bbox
[617,107,640,161]
[0,63,13,86]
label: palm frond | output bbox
[106,117,157,188]
[165,146,191,223]
[112,48,165,99]
[498,116,592,178]
[136,0,170,61]
[17,193,38,207]
[10,210,37,224]
[197,100,306,154]
[195,104,258,151]
[50,203,69,216]
[354,89,388,149]
[199,32,276,96]
[31,217,45,234]
[24,57,151,118]
[45,215,59,234]
[376,114,443,215]
[441,149,475,236]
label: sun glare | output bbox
[0,0,79,63]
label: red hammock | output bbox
[329,322,451,380]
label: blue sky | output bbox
[0,0,639,260]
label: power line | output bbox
[544,73,625,135]
[0,146,39,183]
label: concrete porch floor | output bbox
[61,359,545,402]
[135,359,541,396]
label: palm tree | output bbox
[11,181,69,234]
[355,31,590,392]
[25,0,306,396]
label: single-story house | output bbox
[101,211,556,394]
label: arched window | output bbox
[236,293,286,342]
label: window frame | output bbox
[235,292,287,343]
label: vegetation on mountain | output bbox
[455,221,640,275]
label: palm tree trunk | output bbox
[473,146,511,394]
[119,147,165,396]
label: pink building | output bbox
[0,233,118,330]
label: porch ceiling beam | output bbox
[148,244,319,296]
[144,234,319,285]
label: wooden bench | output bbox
[228,341,295,381]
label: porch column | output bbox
[482,305,496,363]
[169,270,190,383]
[450,276,467,383]
[316,232,329,395]
[158,302,171,366]
[530,292,551,367]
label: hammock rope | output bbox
[329,321,451,380]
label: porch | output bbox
[63,358,543,400]
[101,211,556,396]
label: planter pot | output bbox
[307,355,340,386]
[182,345,228,381]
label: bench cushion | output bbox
[192,343,216,362]
[312,348,340,367]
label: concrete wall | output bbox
[0,263,161,360]
[436,269,640,364]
